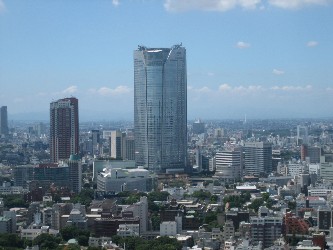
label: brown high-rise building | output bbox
[301,144,308,161]
[50,98,79,163]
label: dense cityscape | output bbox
[0,43,333,250]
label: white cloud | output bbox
[13,97,24,103]
[273,69,285,75]
[234,85,263,92]
[0,0,6,13]
[236,41,251,49]
[62,85,78,94]
[188,86,212,93]
[218,84,263,93]
[37,92,47,97]
[197,86,212,93]
[164,0,261,12]
[219,84,232,92]
[271,85,312,91]
[196,84,316,95]
[268,0,331,9]
[307,41,319,47]
[112,0,120,7]
[327,87,333,91]
[91,85,132,96]
[164,0,332,12]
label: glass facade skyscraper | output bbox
[134,45,187,173]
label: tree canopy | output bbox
[111,236,182,250]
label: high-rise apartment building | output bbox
[50,98,79,163]
[110,130,124,159]
[244,142,272,177]
[134,45,187,173]
[0,106,8,136]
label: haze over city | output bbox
[1,0,333,120]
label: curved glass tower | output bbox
[134,45,187,173]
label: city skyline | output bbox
[1,0,333,120]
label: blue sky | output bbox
[0,0,333,121]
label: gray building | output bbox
[250,215,282,248]
[215,147,243,183]
[0,106,8,136]
[244,142,272,177]
[124,136,135,160]
[66,154,82,194]
[14,163,72,191]
[134,45,187,173]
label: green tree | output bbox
[210,195,218,203]
[0,233,24,248]
[261,192,270,201]
[33,233,61,249]
[111,235,122,245]
[192,190,211,200]
[71,189,94,206]
[151,213,161,230]
[87,247,103,250]
[1,194,28,208]
[60,226,90,242]
[148,191,169,202]
[248,199,265,212]
[76,235,89,246]
[288,201,296,210]
[204,211,217,224]
[154,236,182,250]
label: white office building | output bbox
[214,147,242,183]
[117,224,140,237]
[97,167,151,193]
[160,221,177,236]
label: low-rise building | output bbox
[160,221,177,236]
[117,223,140,237]
[97,167,152,193]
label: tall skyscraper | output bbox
[244,142,272,177]
[0,106,8,136]
[50,98,79,163]
[134,44,187,173]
